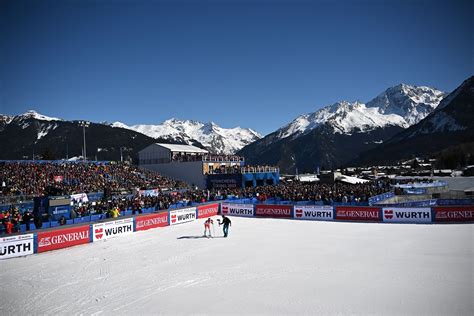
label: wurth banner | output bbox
[255,204,292,218]
[382,207,432,223]
[197,203,219,219]
[433,206,474,223]
[335,206,381,221]
[170,207,196,226]
[135,213,169,231]
[294,205,334,221]
[221,203,254,217]
[37,225,90,253]
[92,218,134,242]
[0,234,34,260]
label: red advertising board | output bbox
[135,212,169,231]
[255,204,292,218]
[335,206,381,222]
[434,206,474,222]
[37,225,90,253]
[197,203,219,218]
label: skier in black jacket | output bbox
[219,215,232,237]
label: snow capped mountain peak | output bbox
[18,110,62,122]
[367,84,444,125]
[275,84,444,140]
[111,121,130,129]
[113,118,261,154]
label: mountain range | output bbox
[111,119,261,155]
[0,111,260,160]
[352,76,474,166]
[238,83,446,172]
[1,76,472,170]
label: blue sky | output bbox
[0,0,472,135]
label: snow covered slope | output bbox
[276,84,444,139]
[1,217,472,315]
[112,119,262,154]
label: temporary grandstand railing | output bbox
[241,166,280,173]
[202,155,244,163]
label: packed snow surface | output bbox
[1,217,472,315]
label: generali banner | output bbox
[170,207,196,226]
[221,203,254,217]
[433,206,474,223]
[335,206,381,221]
[294,205,334,221]
[382,207,432,223]
[0,234,34,260]
[135,213,169,231]
[255,204,292,218]
[92,218,134,242]
[37,225,90,253]
[197,203,219,219]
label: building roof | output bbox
[155,143,208,153]
[337,175,370,184]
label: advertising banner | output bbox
[197,203,219,219]
[433,206,474,222]
[206,174,242,189]
[170,207,197,226]
[294,205,334,221]
[53,175,64,183]
[49,205,71,220]
[37,226,90,253]
[255,204,292,218]
[139,189,160,197]
[0,234,34,260]
[92,218,134,242]
[382,207,432,223]
[221,203,254,217]
[71,193,89,203]
[335,206,381,221]
[135,213,169,231]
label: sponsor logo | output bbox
[338,210,379,218]
[177,213,195,221]
[256,205,292,218]
[382,208,431,223]
[170,208,197,225]
[294,206,333,220]
[336,207,381,221]
[384,210,393,219]
[0,234,34,259]
[37,227,90,252]
[0,243,32,256]
[136,214,168,230]
[104,225,132,236]
[222,205,229,214]
[95,228,104,240]
[198,204,219,218]
[437,210,474,219]
[434,207,474,222]
[395,211,429,219]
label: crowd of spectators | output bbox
[1,206,34,234]
[0,160,402,235]
[0,161,187,198]
[214,179,393,204]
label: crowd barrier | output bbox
[0,202,219,260]
[1,202,472,260]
